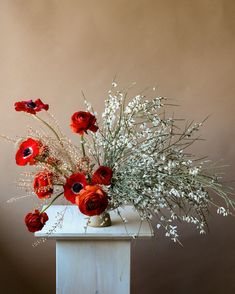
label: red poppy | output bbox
[63,173,87,204]
[25,210,49,233]
[15,138,42,166]
[33,171,53,199]
[76,185,108,216]
[14,99,49,114]
[70,111,98,135]
[92,166,113,185]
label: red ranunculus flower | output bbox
[15,99,49,114]
[63,173,87,204]
[33,171,53,199]
[92,166,113,185]
[25,210,49,233]
[15,138,42,166]
[70,111,98,135]
[76,185,108,216]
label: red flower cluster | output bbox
[76,185,108,216]
[14,102,113,232]
[34,171,53,199]
[15,138,43,166]
[15,99,49,114]
[92,166,113,185]
[63,166,112,214]
[25,210,49,232]
[63,173,87,204]
[70,111,98,135]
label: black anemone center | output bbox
[23,147,32,157]
[72,182,83,194]
[27,101,37,109]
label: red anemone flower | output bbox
[70,111,98,135]
[92,166,113,185]
[25,210,49,233]
[15,138,42,166]
[33,171,53,199]
[15,99,49,114]
[63,173,87,204]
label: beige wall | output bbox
[0,0,235,293]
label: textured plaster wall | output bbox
[0,1,234,293]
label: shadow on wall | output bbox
[0,235,39,294]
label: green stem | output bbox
[36,157,67,178]
[33,115,77,170]
[33,115,61,141]
[40,191,64,214]
[81,135,86,157]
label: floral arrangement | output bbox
[2,84,234,243]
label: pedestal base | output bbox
[56,240,130,294]
[35,206,153,294]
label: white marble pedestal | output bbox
[35,205,153,294]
